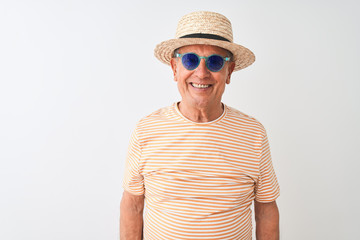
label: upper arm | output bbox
[254,200,279,240]
[254,200,279,221]
[120,191,144,239]
[120,190,145,213]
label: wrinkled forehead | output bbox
[175,44,233,57]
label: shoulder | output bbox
[225,105,267,134]
[136,104,177,129]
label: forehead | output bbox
[177,44,230,56]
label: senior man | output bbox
[120,11,280,240]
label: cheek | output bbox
[216,78,228,94]
[177,71,192,84]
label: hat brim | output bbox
[154,38,255,71]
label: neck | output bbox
[177,101,224,123]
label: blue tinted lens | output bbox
[206,55,225,72]
[182,53,200,70]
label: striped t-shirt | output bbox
[123,102,280,240]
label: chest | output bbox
[139,128,261,189]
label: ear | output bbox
[170,58,178,81]
[226,62,235,84]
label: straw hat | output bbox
[154,11,255,71]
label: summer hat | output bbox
[154,11,255,71]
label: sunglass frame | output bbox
[175,52,230,72]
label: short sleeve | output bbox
[122,127,145,195]
[255,130,280,202]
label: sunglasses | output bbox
[175,52,231,72]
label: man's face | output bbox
[170,44,235,109]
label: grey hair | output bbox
[173,48,180,58]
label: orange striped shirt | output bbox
[123,102,280,240]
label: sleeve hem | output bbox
[255,192,280,203]
[123,185,145,196]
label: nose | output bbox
[194,58,210,78]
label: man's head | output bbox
[170,44,235,109]
[154,11,255,114]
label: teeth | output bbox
[192,83,210,88]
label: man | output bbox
[120,11,280,240]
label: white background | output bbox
[1,0,359,239]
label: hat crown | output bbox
[175,11,234,42]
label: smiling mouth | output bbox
[191,83,211,89]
